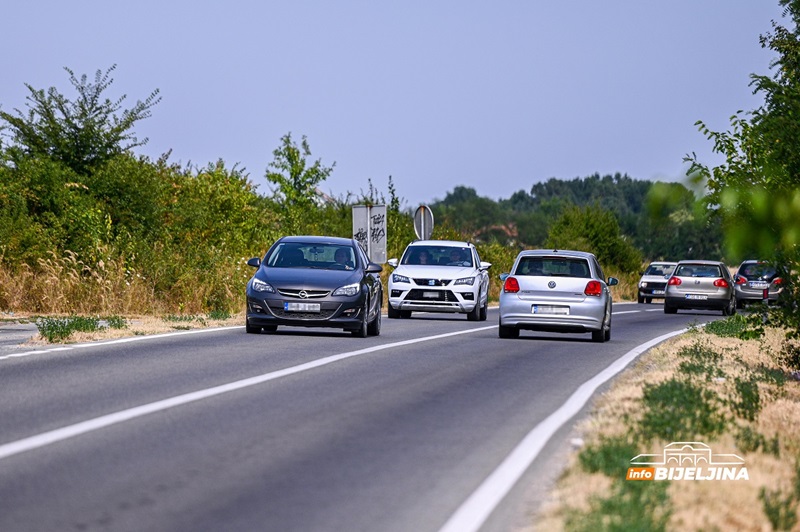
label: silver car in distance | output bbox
[498,249,618,342]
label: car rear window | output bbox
[515,257,590,278]
[644,264,675,276]
[675,264,722,278]
[738,263,776,278]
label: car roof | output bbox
[278,235,356,246]
[515,249,597,260]
[408,240,473,247]
[676,259,725,265]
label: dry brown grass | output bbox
[533,327,800,531]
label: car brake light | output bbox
[713,279,729,288]
[584,280,602,297]
[774,277,783,285]
[735,276,748,285]
[667,277,682,286]
[503,277,520,293]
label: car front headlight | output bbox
[251,278,275,293]
[392,273,410,284]
[333,282,360,296]
[640,282,647,288]
[454,276,476,286]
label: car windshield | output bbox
[676,264,722,278]
[401,246,473,267]
[514,257,590,278]
[266,243,356,270]
[644,264,675,276]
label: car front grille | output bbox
[648,282,666,291]
[406,289,457,301]
[270,308,337,320]
[412,278,452,286]
[277,289,330,299]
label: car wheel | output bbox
[592,329,605,343]
[245,318,261,334]
[352,301,369,338]
[388,304,400,319]
[400,310,412,319]
[723,297,736,316]
[645,297,652,304]
[367,299,381,336]
[604,326,611,342]
[479,296,488,321]
[498,323,519,339]
[467,292,481,321]
[637,295,644,304]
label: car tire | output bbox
[388,304,400,319]
[245,319,261,334]
[498,324,519,339]
[352,301,369,338]
[400,310,412,319]
[664,304,678,314]
[723,298,736,316]
[637,295,644,304]
[645,297,652,304]
[367,299,381,336]
[467,292,481,321]
[592,329,605,343]
[604,326,611,342]
[479,296,488,321]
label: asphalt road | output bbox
[0,303,724,532]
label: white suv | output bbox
[387,240,491,321]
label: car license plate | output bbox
[749,281,769,289]
[423,291,439,298]
[685,294,708,300]
[653,290,665,295]
[284,302,321,312]
[532,305,569,315]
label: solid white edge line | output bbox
[0,325,497,461]
[437,327,689,532]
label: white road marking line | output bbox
[437,327,690,532]
[613,310,639,315]
[0,325,497,461]
[646,308,664,312]
[0,326,241,361]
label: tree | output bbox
[0,65,160,175]
[265,133,335,208]
[687,0,800,335]
[545,205,642,274]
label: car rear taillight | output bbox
[503,277,520,293]
[735,276,748,285]
[713,279,730,288]
[774,277,783,285]
[584,280,603,297]
[667,277,682,286]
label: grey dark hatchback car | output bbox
[245,236,383,337]
[664,260,736,315]
[733,260,784,308]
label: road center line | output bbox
[438,327,689,532]
[0,325,496,461]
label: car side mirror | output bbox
[387,258,398,268]
[366,263,383,274]
[480,261,492,271]
[607,277,619,286]
[247,257,261,268]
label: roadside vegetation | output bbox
[534,315,800,531]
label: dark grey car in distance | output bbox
[245,236,383,337]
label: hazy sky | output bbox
[1,1,786,208]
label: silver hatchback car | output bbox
[498,249,618,342]
[663,260,736,315]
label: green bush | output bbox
[639,378,728,441]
